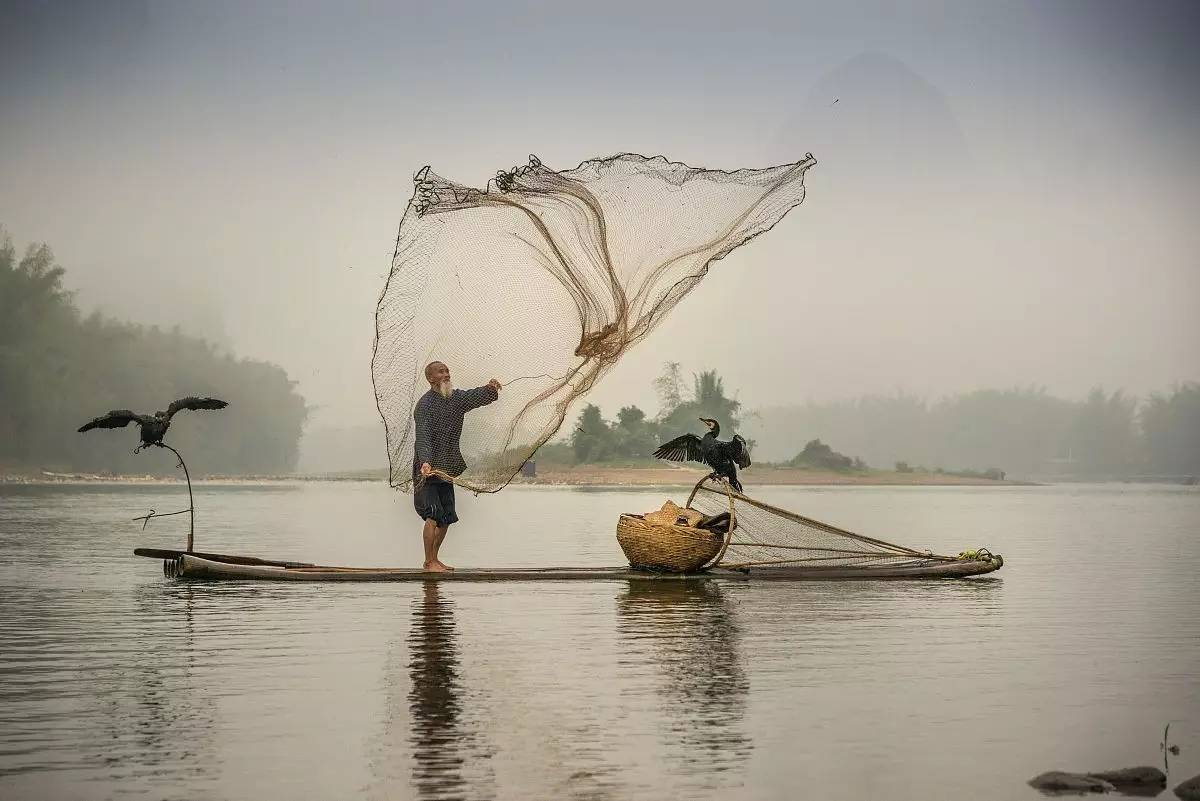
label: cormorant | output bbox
[77,396,228,451]
[652,417,751,492]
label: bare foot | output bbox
[423,560,454,573]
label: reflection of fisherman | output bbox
[408,581,467,797]
[413,361,501,572]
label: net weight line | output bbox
[692,482,936,558]
[686,477,959,568]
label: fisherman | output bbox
[413,361,501,572]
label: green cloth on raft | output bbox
[957,548,1004,567]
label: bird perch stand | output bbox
[131,443,197,553]
[77,396,226,554]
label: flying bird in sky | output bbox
[78,396,229,451]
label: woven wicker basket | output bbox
[616,514,724,572]
[615,478,737,573]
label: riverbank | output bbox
[517,465,1030,486]
[0,465,1031,486]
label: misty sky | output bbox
[2,0,1197,430]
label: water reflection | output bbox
[3,483,1197,801]
[367,582,500,801]
[120,583,220,781]
[616,580,752,783]
[408,581,472,799]
[0,578,221,788]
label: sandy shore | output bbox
[517,465,1028,487]
[0,465,1029,486]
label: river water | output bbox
[0,481,1197,800]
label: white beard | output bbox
[437,380,454,399]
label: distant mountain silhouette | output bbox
[770,51,975,202]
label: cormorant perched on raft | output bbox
[77,397,228,451]
[653,417,751,492]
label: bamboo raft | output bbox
[131,473,1003,582]
[134,548,1002,582]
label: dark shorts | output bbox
[413,474,458,526]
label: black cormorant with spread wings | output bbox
[78,397,228,451]
[652,417,751,492]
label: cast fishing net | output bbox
[685,478,1002,571]
[373,152,816,492]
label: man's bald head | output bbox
[424,361,448,383]
[425,361,452,398]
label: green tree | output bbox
[0,227,308,475]
[616,406,645,428]
[1141,383,1200,475]
[788,439,860,472]
[570,404,612,463]
[929,387,1074,475]
[660,369,742,440]
[613,405,659,459]
[1067,387,1138,475]
[653,361,684,416]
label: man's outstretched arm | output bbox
[459,379,501,411]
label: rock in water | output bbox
[1176,774,1200,801]
[1089,766,1167,792]
[1028,771,1115,794]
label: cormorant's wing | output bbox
[166,396,229,419]
[77,410,148,433]
[653,433,705,463]
[730,435,752,468]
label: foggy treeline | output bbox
[547,363,1200,480]
[543,368,743,466]
[747,385,1200,478]
[6,223,1195,482]
[0,230,307,476]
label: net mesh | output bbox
[373,152,816,492]
[686,478,957,569]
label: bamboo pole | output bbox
[160,444,195,553]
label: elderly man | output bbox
[413,361,501,572]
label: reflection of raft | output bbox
[135,478,1003,582]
